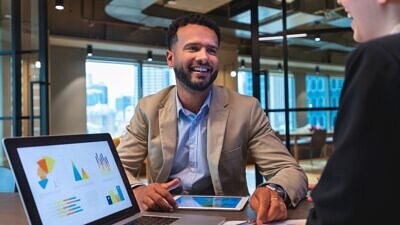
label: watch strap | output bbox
[265,183,290,207]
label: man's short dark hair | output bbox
[166,14,221,49]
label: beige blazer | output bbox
[117,85,307,206]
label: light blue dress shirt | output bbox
[169,91,212,193]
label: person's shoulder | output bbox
[138,85,175,107]
[356,33,400,54]
[213,85,260,105]
[368,33,400,45]
[214,85,256,99]
[349,33,400,64]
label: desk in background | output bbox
[0,193,312,225]
[278,132,334,162]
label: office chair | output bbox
[0,166,16,192]
[112,136,121,147]
[293,129,327,164]
[113,136,147,178]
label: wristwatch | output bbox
[265,183,288,205]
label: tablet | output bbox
[173,195,248,211]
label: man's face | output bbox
[338,0,386,42]
[166,24,219,91]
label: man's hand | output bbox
[133,178,181,212]
[250,186,288,225]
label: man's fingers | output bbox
[250,189,269,225]
[149,183,176,210]
[162,192,178,209]
[160,179,180,208]
[251,187,288,224]
[256,198,268,225]
[268,199,288,222]
[134,181,180,212]
[249,195,259,211]
[143,195,162,211]
[151,193,174,211]
[161,178,181,191]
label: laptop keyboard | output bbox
[124,215,179,225]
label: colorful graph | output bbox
[54,196,83,217]
[72,162,89,181]
[37,156,55,189]
[95,153,111,175]
[106,185,125,205]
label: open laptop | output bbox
[2,133,225,225]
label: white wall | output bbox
[49,46,87,134]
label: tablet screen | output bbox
[174,195,248,211]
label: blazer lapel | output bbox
[207,85,229,195]
[156,87,178,182]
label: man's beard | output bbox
[174,66,218,91]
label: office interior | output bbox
[0,0,357,192]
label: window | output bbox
[142,64,176,96]
[305,74,344,131]
[268,71,296,132]
[86,60,138,136]
[237,70,296,133]
[237,70,268,109]
[85,59,174,137]
[329,77,344,128]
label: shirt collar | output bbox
[176,90,212,118]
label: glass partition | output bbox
[21,0,39,51]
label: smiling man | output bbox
[117,14,307,224]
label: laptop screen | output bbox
[4,134,138,225]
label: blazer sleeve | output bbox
[117,101,149,185]
[248,98,308,207]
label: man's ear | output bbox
[166,50,174,67]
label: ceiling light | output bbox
[315,65,320,74]
[147,50,153,61]
[87,44,93,56]
[34,61,41,68]
[259,33,307,41]
[55,0,64,10]
[314,34,321,42]
[277,63,283,71]
[230,71,237,77]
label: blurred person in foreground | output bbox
[307,0,400,224]
[117,13,307,224]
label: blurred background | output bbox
[1,0,357,191]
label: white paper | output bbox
[265,219,306,225]
[223,219,306,225]
[223,221,247,225]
